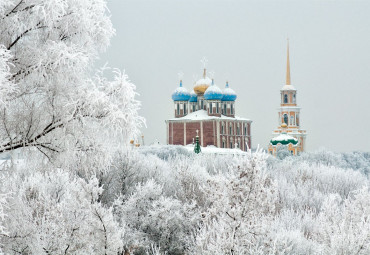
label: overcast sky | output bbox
[98,0,370,152]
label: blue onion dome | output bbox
[172,80,190,101]
[270,124,298,145]
[222,81,237,101]
[204,79,224,100]
[189,90,197,102]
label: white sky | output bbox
[98,0,370,152]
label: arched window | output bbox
[192,104,195,112]
[293,94,296,103]
[290,115,294,125]
[216,103,219,113]
[230,104,234,114]
[296,114,300,126]
[209,103,212,113]
[224,104,227,114]
[284,94,288,104]
[184,104,187,115]
[177,104,180,115]
[229,126,232,135]
[200,100,204,109]
[221,123,224,134]
[284,114,288,124]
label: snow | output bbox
[195,77,212,86]
[184,144,247,154]
[223,87,236,95]
[204,83,223,100]
[168,110,251,121]
[281,84,297,90]
[205,84,222,94]
[271,133,298,142]
[173,86,190,94]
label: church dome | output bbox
[193,68,212,96]
[189,90,197,102]
[270,124,298,146]
[204,79,223,100]
[222,81,237,101]
[172,80,190,101]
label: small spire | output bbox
[179,80,183,87]
[226,81,229,88]
[211,78,214,85]
[200,57,208,78]
[286,38,291,85]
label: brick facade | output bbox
[167,119,252,151]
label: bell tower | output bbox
[280,39,299,127]
[269,39,307,156]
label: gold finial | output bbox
[286,38,291,85]
[203,68,206,78]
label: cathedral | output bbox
[268,41,307,156]
[165,68,252,151]
[165,41,306,155]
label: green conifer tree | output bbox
[194,130,201,154]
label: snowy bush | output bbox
[0,168,124,254]
[139,145,191,160]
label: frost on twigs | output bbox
[0,0,144,171]
[193,149,279,254]
[1,169,124,254]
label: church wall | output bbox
[168,122,172,144]
[203,121,215,147]
[172,122,184,145]
[185,122,201,145]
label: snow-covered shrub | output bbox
[193,150,278,254]
[315,187,370,254]
[115,180,199,255]
[139,145,191,160]
[268,157,368,211]
[0,168,123,254]
[276,145,292,160]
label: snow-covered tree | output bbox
[315,187,370,254]
[193,150,278,254]
[115,179,199,254]
[0,0,143,167]
[0,169,124,254]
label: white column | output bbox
[216,121,220,147]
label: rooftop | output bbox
[167,110,251,122]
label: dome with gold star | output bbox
[193,68,212,96]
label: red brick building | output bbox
[166,68,252,151]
